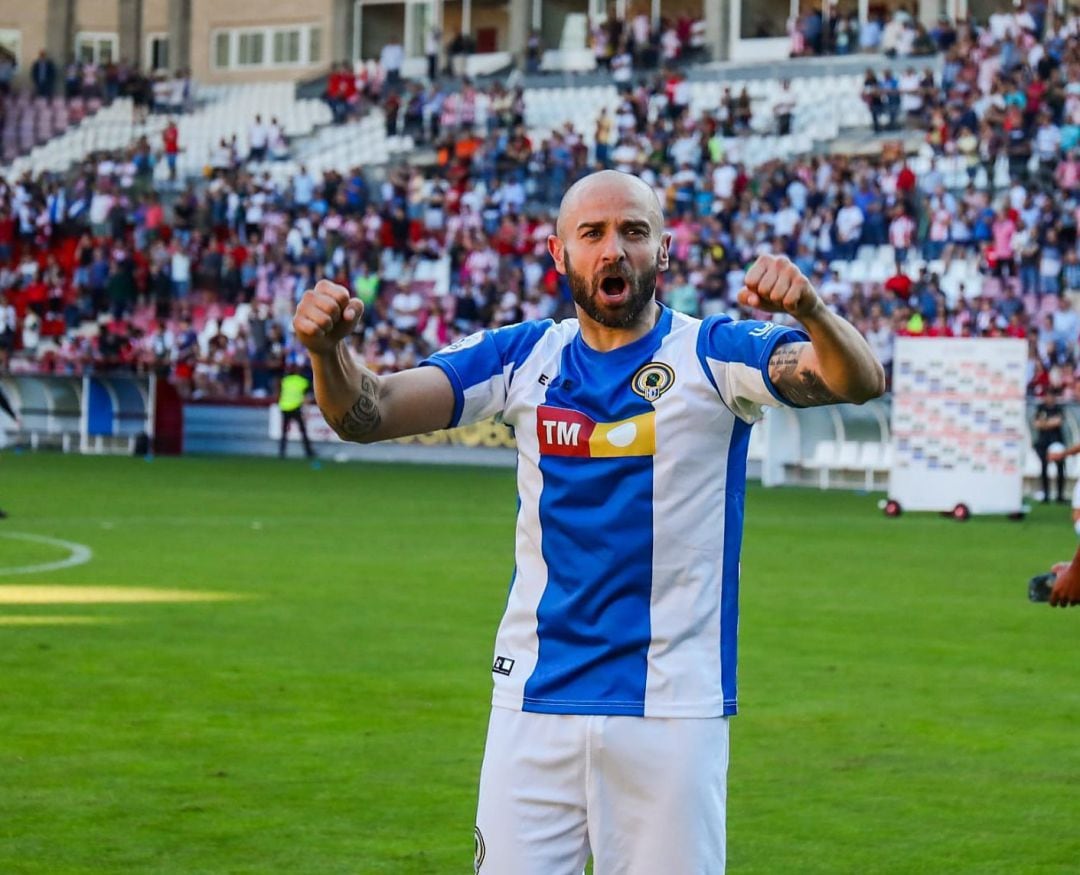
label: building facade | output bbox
[0,0,1047,86]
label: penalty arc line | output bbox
[0,532,94,576]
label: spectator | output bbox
[170,242,191,300]
[30,50,56,98]
[860,15,883,52]
[381,37,404,88]
[162,119,180,181]
[0,48,16,96]
[448,31,472,78]
[773,79,796,135]
[248,115,269,163]
[835,195,865,261]
[426,26,441,82]
[268,117,289,160]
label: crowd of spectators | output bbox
[1,48,193,119]
[791,8,945,58]
[323,13,704,127]
[4,4,1080,405]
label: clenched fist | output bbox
[737,255,822,320]
[293,279,365,355]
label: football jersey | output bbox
[422,305,807,718]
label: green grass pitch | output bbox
[1,452,1079,873]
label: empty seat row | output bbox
[802,440,895,491]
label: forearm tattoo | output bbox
[329,373,382,440]
[768,344,845,407]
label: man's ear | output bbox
[657,231,672,272]
[548,234,566,275]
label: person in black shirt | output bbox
[1034,387,1067,504]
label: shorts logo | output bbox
[631,362,675,402]
[536,405,656,458]
[492,656,515,676]
[474,827,486,872]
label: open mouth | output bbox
[598,275,629,304]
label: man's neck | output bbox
[576,301,660,353]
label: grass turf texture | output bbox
[1,453,1079,874]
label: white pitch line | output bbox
[0,532,94,576]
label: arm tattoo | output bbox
[329,373,382,440]
[768,343,845,407]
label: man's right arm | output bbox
[294,280,455,444]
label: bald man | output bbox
[293,170,885,873]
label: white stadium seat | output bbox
[803,440,840,490]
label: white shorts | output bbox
[474,706,729,874]
[1073,478,1080,510]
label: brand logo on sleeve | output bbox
[749,323,780,338]
[439,331,485,354]
[630,362,675,402]
[492,656,515,676]
[536,405,656,457]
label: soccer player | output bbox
[293,170,885,873]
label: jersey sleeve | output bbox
[696,315,809,423]
[420,320,552,427]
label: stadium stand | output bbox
[3,7,1080,486]
[2,98,166,182]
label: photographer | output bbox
[1031,548,1080,607]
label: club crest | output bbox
[631,362,675,402]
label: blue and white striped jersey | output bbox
[422,305,807,718]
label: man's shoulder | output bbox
[435,318,567,360]
[505,316,566,337]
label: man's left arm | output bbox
[738,254,886,407]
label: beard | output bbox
[565,254,658,329]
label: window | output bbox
[273,30,301,64]
[214,32,230,68]
[739,0,790,39]
[75,32,118,65]
[146,34,169,71]
[0,29,20,65]
[211,24,324,70]
[237,32,265,66]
